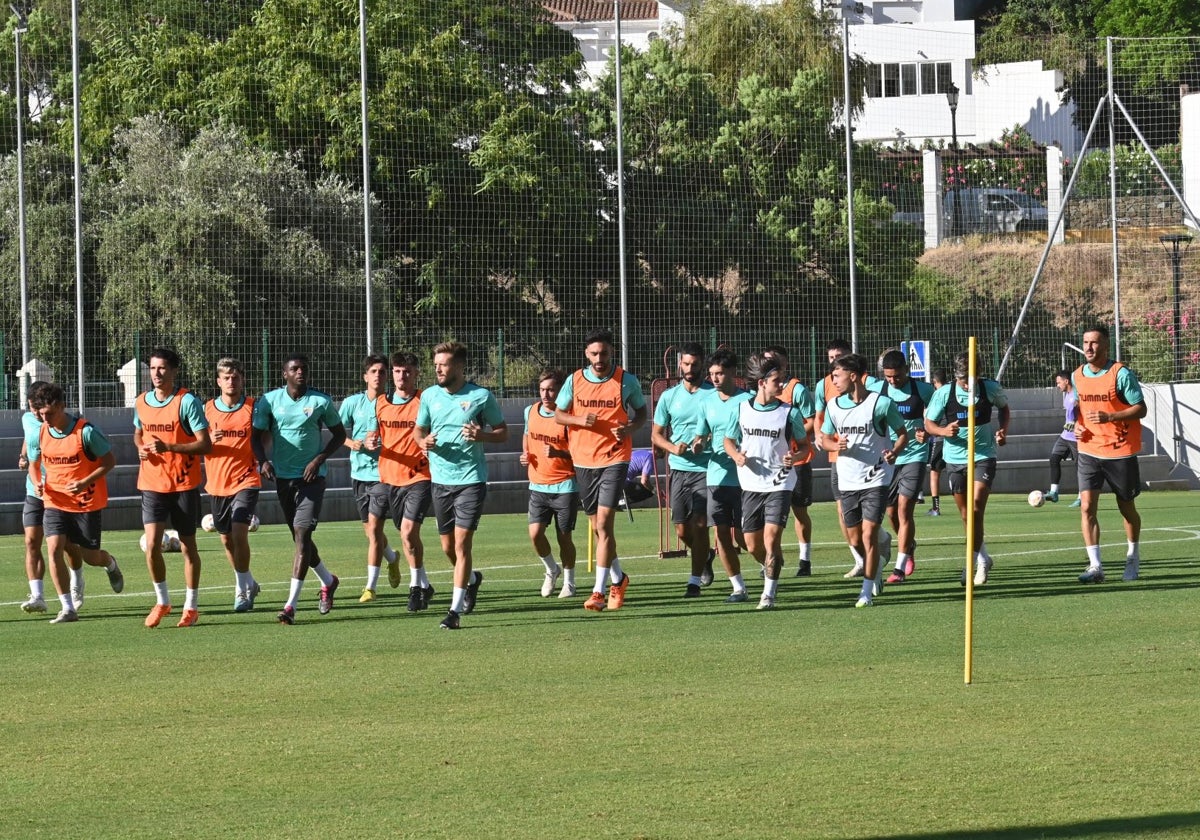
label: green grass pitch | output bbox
[2,492,1198,839]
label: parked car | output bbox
[891,187,1048,236]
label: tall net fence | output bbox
[1,2,1197,407]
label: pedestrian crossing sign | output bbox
[900,340,930,380]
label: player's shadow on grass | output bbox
[857,809,1200,839]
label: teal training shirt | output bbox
[700,390,752,487]
[253,387,342,480]
[339,391,382,482]
[925,379,1009,464]
[415,381,504,486]
[652,380,714,473]
[22,410,41,497]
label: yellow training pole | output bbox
[965,337,977,685]
[587,517,595,573]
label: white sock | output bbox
[540,554,558,573]
[896,552,910,571]
[609,556,624,583]
[1085,545,1102,567]
[409,566,421,587]
[799,543,811,562]
[69,565,82,590]
[450,587,467,613]
[763,577,779,598]
[1127,541,1139,560]
[286,578,304,610]
[849,545,865,566]
[730,573,745,593]
[60,593,75,612]
[563,567,576,587]
[154,580,170,606]
[1050,483,1060,494]
[184,588,198,611]
[418,567,430,588]
[383,545,398,564]
[106,556,118,573]
[594,564,609,595]
[310,562,334,587]
[975,551,987,568]
[235,570,252,593]
[30,579,44,599]
[980,540,991,560]
[365,565,380,591]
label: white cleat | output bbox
[756,594,775,611]
[843,564,864,579]
[557,581,577,599]
[20,595,47,614]
[541,565,562,598]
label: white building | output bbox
[543,0,1084,157]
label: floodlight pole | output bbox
[71,0,85,412]
[1160,234,1192,382]
[1106,38,1121,359]
[11,3,29,369]
[614,0,629,370]
[359,0,374,353]
[842,19,859,352]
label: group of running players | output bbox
[16,323,1147,627]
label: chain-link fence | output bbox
[1,3,1196,407]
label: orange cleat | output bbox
[583,592,606,612]
[144,603,173,629]
[176,608,199,628]
[606,574,630,611]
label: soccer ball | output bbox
[164,530,182,552]
[138,533,148,552]
[249,515,260,533]
[201,513,216,533]
[1027,489,1045,508]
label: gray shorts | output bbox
[790,463,813,509]
[670,470,708,524]
[529,489,579,533]
[23,495,44,529]
[432,482,487,534]
[141,487,202,537]
[210,488,260,535]
[707,484,742,528]
[43,508,103,551]
[576,464,626,515]
[829,462,841,501]
[888,462,928,506]
[353,479,391,523]
[1077,452,1141,502]
[946,459,997,495]
[839,486,889,527]
[741,490,790,533]
[276,476,325,532]
[387,480,432,528]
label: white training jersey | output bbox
[826,392,892,491]
[733,401,797,494]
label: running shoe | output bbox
[318,575,339,614]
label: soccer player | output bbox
[555,328,647,612]
[414,342,508,630]
[253,354,347,625]
[651,342,714,598]
[26,382,120,624]
[1072,324,1147,583]
[762,345,817,577]
[724,352,809,610]
[926,368,949,516]
[339,354,402,603]
[203,358,263,613]
[1044,370,1082,508]
[134,347,212,628]
[815,339,890,579]
[699,348,753,602]
[924,351,1010,586]
[871,349,935,584]
[376,351,436,612]
[520,369,579,598]
[819,354,907,607]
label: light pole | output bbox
[11,3,30,378]
[1159,232,1193,381]
[945,82,960,236]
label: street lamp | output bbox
[1159,232,1193,381]
[945,82,960,236]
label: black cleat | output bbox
[796,560,812,577]
[463,572,483,614]
[277,606,295,625]
[684,583,702,598]
[439,610,461,630]
[407,586,425,613]
[318,575,339,615]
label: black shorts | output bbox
[669,470,708,524]
[741,489,790,533]
[387,481,432,528]
[840,486,889,527]
[928,437,945,471]
[276,476,325,532]
[577,464,626,516]
[624,481,655,504]
[210,488,260,535]
[43,508,103,551]
[432,482,487,534]
[23,495,44,529]
[790,463,813,509]
[707,484,742,528]
[946,459,997,495]
[1077,452,1141,502]
[888,462,928,506]
[353,479,391,523]
[1050,437,1078,462]
[528,489,579,533]
[141,487,202,537]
